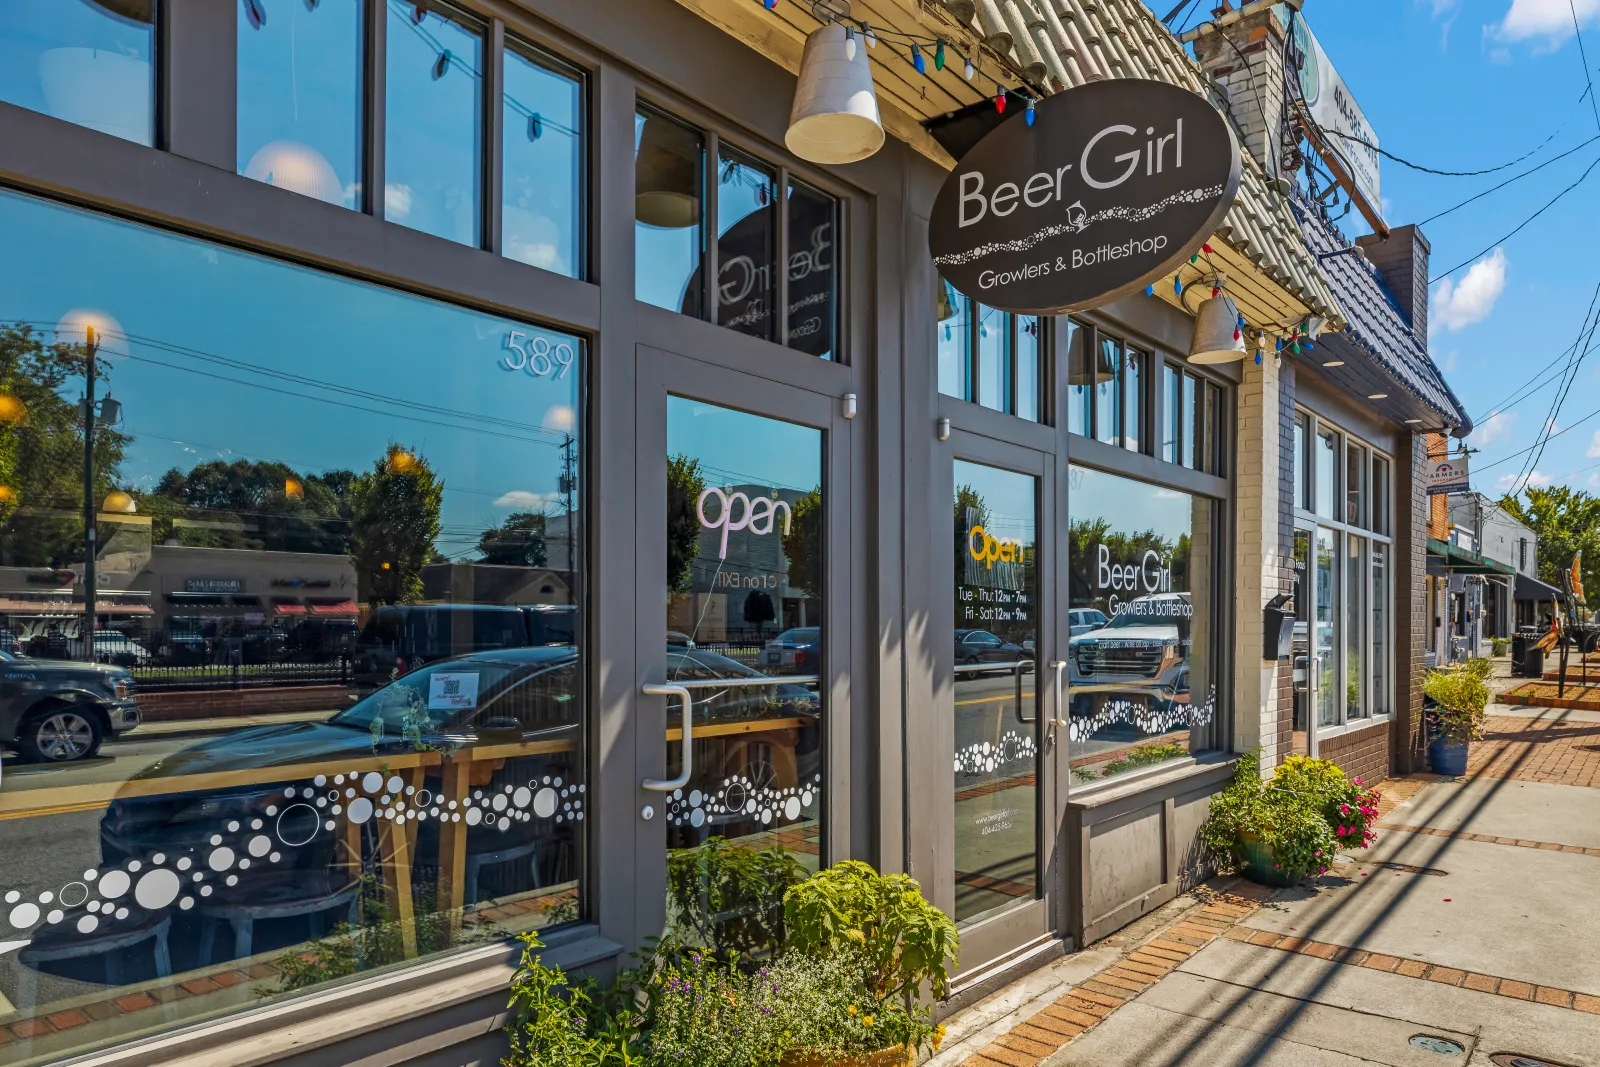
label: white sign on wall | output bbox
[1278,6,1381,217]
[1426,456,1470,496]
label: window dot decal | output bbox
[37,891,53,904]
[152,853,166,865]
[450,813,461,823]
[497,817,510,831]
[465,808,483,826]
[345,788,356,799]
[227,821,240,833]
[2,891,16,905]
[60,882,88,907]
[266,805,278,816]
[99,870,132,899]
[405,784,415,795]
[7,903,39,929]
[533,788,558,819]
[225,875,238,887]
[127,860,142,873]
[207,847,236,873]
[249,820,262,831]
[191,873,204,883]
[114,907,129,921]
[690,808,706,828]
[200,885,213,897]
[238,858,251,870]
[269,852,281,863]
[362,772,383,794]
[472,789,483,799]
[324,820,336,831]
[284,787,297,798]
[88,901,101,913]
[210,835,223,847]
[77,915,98,934]
[347,797,374,824]
[512,787,531,809]
[134,869,181,910]
[314,774,327,787]
[492,794,507,812]
[784,797,802,820]
[247,835,272,858]
[179,897,194,911]
[334,774,345,785]
[379,794,391,806]
[84,869,97,881]
[317,798,327,809]
[332,804,342,815]
[447,799,458,811]
[46,909,63,925]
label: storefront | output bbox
[0,2,1461,1064]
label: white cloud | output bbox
[1432,249,1508,332]
[1546,416,1562,436]
[1471,410,1517,447]
[1588,473,1600,489]
[1493,0,1600,44]
[384,183,414,222]
[1442,348,1459,373]
[1430,0,1459,12]
[1588,429,1600,458]
[1498,470,1553,493]
[492,490,559,510]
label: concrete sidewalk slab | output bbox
[1240,829,1600,996]
[1180,938,1600,1067]
[1392,776,1600,849]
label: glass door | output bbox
[1314,527,1339,736]
[1292,527,1311,755]
[634,351,846,956]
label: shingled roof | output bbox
[926,0,1344,329]
[1291,196,1471,435]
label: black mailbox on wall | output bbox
[1263,593,1295,660]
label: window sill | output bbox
[1067,751,1236,809]
[1314,715,1392,745]
[60,925,621,1067]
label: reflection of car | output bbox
[96,647,582,945]
[352,605,543,692]
[955,629,1032,666]
[0,649,139,762]
[761,627,820,671]
[93,630,151,667]
[285,618,360,661]
[0,630,22,656]
[1067,593,1190,715]
[666,631,697,649]
[1069,609,1109,637]
[161,631,209,665]
[241,627,288,665]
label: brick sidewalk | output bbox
[1467,714,1600,789]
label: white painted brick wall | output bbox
[1233,353,1286,776]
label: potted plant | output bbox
[1200,751,1376,887]
[1422,658,1490,776]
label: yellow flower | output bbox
[847,1005,857,1016]
[863,1015,874,1027]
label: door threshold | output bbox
[938,932,1068,1019]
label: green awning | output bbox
[1427,537,1517,576]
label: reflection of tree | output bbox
[0,325,128,567]
[143,459,353,554]
[780,487,822,599]
[349,446,443,605]
[1067,518,1173,603]
[478,511,549,567]
[666,453,706,594]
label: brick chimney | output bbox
[1356,224,1431,342]
[1191,8,1294,181]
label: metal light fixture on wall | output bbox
[1188,293,1248,364]
[785,23,885,166]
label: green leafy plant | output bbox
[1199,751,1349,882]
[1270,755,1382,852]
[1491,636,1510,657]
[1423,660,1490,744]
[1095,741,1188,778]
[666,837,808,956]
[783,860,960,1001]
[504,933,643,1067]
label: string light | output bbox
[995,91,1007,114]
[1145,285,1155,297]
[864,22,876,48]
[934,39,946,71]
[1173,274,1182,295]
[911,43,925,74]
[765,0,779,8]
[411,2,427,25]
[1025,99,1035,126]
[432,50,452,79]
[964,55,975,80]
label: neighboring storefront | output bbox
[0,2,1461,1064]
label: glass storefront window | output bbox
[1372,455,1390,535]
[1347,442,1367,528]
[937,281,970,400]
[0,1,155,145]
[1373,544,1390,716]
[1293,414,1308,511]
[1180,372,1197,468]
[1123,349,1144,453]
[1065,319,1091,437]
[1314,429,1337,519]
[1315,527,1339,727]
[0,187,585,1060]
[1204,383,1220,475]
[1016,317,1041,423]
[663,399,823,952]
[635,108,704,317]
[977,305,1006,412]
[501,39,583,278]
[1094,337,1121,447]
[1067,466,1218,787]
[1161,365,1180,464]
[953,461,1037,924]
[238,0,363,209]
[716,148,778,341]
[786,181,837,360]
[1347,534,1367,719]
[385,1,483,245]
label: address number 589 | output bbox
[502,330,575,379]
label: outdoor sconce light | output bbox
[1263,592,1295,660]
[1189,293,1248,364]
[842,393,857,419]
[786,22,885,165]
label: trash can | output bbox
[1511,634,1529,676]
[1522,643,1545,679]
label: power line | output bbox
[1499,284,1600,496]
[1418,136,1600,227]
[1572,0,1600,134]
[1429,154,1600,282]
[1321,123,1569,177]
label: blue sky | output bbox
[1294,0,1600,498]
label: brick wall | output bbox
[1193,11,1290,179]
[1396,433,1430,773]
[1317,719,1389,787]
[1426,433,1448,539]
[137,685,348,722]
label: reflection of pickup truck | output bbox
[0,650,139,762]
[1067,593,1190,716]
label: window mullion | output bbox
[485,18,506,255]
[777,165,790,347]
[705,129,719,326]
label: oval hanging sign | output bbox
[929,80,1242,315]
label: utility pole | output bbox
[81,326,98,662]
[559,434,576,577]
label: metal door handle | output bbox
[1292,655,1309,693]
[642,682,693,792]
[1050,660,1070,729]
[1013,659,1035,723]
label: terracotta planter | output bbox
[780,1044,914,1067]
[1238,832,1299,888]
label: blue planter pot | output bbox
[1428,736,1469,776]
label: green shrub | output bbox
[1491,637,1510,656]
[1423,661,1490,743]
[1199,750,1376,882]
[783,861,960,1001]
[504,933,642,1067]
[666,837,808,956]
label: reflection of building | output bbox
[137,545,358,632]
[422,562,573,606]
[1443,491,1556,641]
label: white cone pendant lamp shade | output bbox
[1189,294,1248,364]
[786,23,885,166]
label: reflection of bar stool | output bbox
[13,916,172,1018]
[198,879,362,964]
[465,839,554,906]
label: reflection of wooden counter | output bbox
[666,716,809,742]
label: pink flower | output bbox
[1337,825,1349,836]
[1340,805,1351,815]
[1354,778,1363,785]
